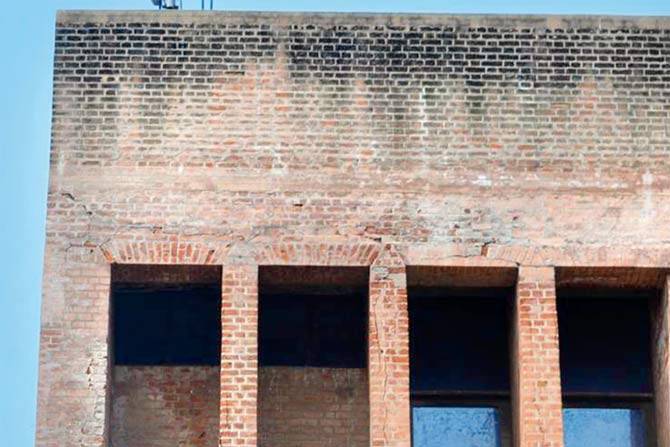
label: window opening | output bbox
[558,288,657,447]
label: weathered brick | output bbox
[38,10,670,447]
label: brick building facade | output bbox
[38,10,670,447]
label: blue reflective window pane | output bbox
[563,408,646,447]
[413,407,501,447]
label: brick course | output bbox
[111,367,219,447]
[258,367,369,447]
[39,10,670,447]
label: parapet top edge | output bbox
[55,10,670,30]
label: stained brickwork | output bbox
[111,367,219,447]
[110,367,368,447]
[258,368,369,447]
[36,252,110,447]
[39,10,670,447]
[49,12,670,253]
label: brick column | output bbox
[35,248,111,447]
[653,275,670,447]
[220,265,258,447]
[512,267,564,447]
[368,245,410,447]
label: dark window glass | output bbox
[409,288,511,393]
[563,408,646,447]
[557,290,653,394]
[412,406,502,447]
[559,289,656,447]
[259,292,367,368]
[113,285,221,365]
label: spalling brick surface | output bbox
[369,246,410,447]
[38,10,670,447]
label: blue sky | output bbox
[1,0,669,445]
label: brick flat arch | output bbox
[99,238,228,265]
[255,241,381,266]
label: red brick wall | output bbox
[111,367,368,447]
[47,13,670,255]
[36,252,110,447]
[369,246,410,447]
[220,265,258,447]
[39,10,670,447]
[111,366,219,447]
[258,367,369,447]
[512,267,563,447]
